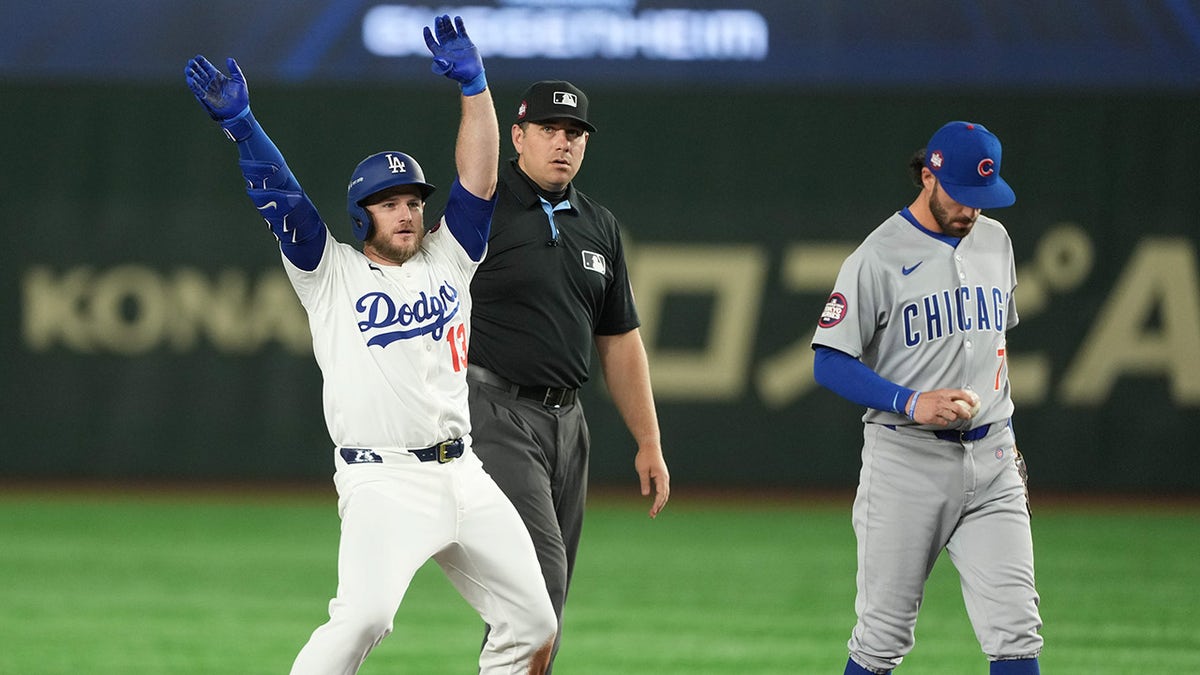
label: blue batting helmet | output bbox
[345,151,436,241]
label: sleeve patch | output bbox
[818,292,849,328]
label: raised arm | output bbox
[454,81,499,200]
[184,55,327,271]
[424,15,498,200]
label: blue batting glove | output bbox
[423,15,487,95]
[184,55,250,121]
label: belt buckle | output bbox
[436,440,457,464]
[542,389,563,409]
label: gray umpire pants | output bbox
[467,366,590,674]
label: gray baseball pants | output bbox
[467,367,590,674]
[847,422,1043,673]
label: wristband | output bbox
[905,392,920,420]
[461,71,487,96]
[220,106,254,143]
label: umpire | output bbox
[466,80,671,671]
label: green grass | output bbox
[0,489,1197,674]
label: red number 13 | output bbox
[447,322,468,372]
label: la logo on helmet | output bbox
[387,154,408,174]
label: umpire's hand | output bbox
[637,447,670,518]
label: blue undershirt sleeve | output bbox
[440,178,496,262]
[813,345,917,415]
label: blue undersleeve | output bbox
[813,346,916,415]
[230,111,326,270]
[441,179,495,262]
[233,112,299,192]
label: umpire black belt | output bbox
[468,365,578,408]
[339,438,464,465]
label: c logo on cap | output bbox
[978,158,995,177]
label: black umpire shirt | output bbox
[469,158,640,390]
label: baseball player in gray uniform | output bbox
[185,15,556,675]
[811,121,1043,675]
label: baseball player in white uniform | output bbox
[185,15,556,675]
[812,121,1043,675]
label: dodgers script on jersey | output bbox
[284,217,476,450]
[813,210,1018,429]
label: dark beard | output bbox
[929,189,974,239]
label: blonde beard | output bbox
[365,229,426,266]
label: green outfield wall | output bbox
[2,83,1197,491]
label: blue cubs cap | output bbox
[924,121,1015,209]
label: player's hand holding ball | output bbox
[953,390,982,419]
[910,388,981,426]
[423,15,487,95]
[184,55,249,120]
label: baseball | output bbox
[954,391,982,419]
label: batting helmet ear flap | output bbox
[347,202,373,242]
[346,151,437,241]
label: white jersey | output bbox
[284,216,476,450]
[812,209,1018,429]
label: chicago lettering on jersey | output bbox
[902,285,1007,347]
[355,282,461,347]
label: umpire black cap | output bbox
[515,80,596,133]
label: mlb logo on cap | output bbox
[515,80,596,132]
[924,121,1015,209]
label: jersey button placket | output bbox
[956,256,972,368]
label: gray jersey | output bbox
[812,209,1018,429]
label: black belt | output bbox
[339,438,464,465]
[517,385,577,408]
[468,365,578,409]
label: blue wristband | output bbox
[906,392,921,419]
[461,70,487,96]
